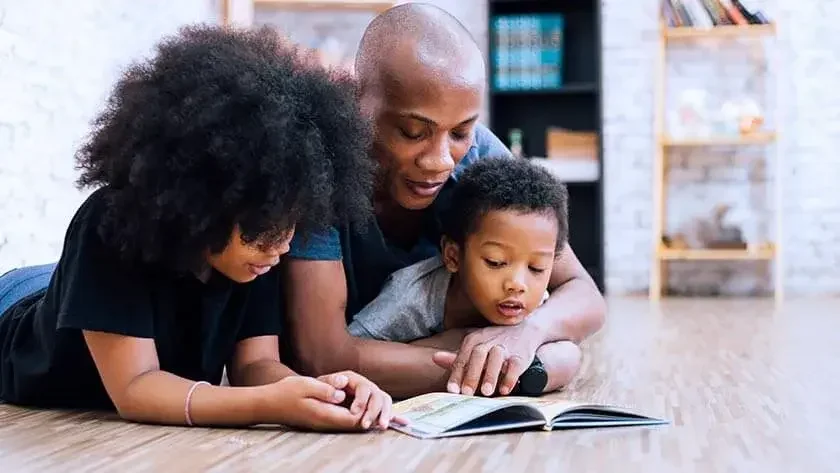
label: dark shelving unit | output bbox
[487,0,605,292]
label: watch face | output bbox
[519,366,548,396]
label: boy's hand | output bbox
[318,371,409,430]
[433,323,543,397]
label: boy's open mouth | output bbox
[497,300,525,318]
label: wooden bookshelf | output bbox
[661,131,776,147]
[651,16,782,302]
[663,23,776,40]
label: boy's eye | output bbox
[529,266,548,274]
[483,258,505,268]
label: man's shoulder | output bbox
[473,122,511,160]
[453,123,511,180]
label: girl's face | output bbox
[205,225,294,283]
[443,210,557,326]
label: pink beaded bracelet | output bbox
[185,381,210,426]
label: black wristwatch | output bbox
[510,356,548,396]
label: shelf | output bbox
[530,157,600,183]
[663,24,776,41]
[491,83,597,96]
[658,246,775,261]
[253,0,394,11]
[662,131,776,147]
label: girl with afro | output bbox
[0,25,405,432]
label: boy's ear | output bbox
[441,236,461,273]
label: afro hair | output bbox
[74,24,374,270]
[440,157,569,253]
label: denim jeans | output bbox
[0,263,57,317]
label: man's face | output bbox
[363,63,484,211]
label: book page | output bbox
[501,397,590,420]
[393,393,523,436]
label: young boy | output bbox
[348,157,583,397]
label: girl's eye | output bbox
[483,258,505,268]
[529,266,548,274]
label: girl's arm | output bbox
[83,330,396,430]
[84,329,275,426]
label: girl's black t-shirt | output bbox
[0,188,283,409]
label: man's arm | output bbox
[282,258,455,398]
[227,335,297,387]
[529,243,607,344]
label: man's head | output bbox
[440,158,569,326]
[356,3,486,210]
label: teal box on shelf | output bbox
[491,13,564,92]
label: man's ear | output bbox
[441,236,461,273]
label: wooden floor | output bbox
[1,297,838,472]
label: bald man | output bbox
[283,3,606,401]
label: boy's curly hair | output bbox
[75,24,374,270]
[440,157,569,253]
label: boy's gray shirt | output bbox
[348,256,450,342]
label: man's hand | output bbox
[432,323,544,397]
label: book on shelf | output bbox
[389,392,668,439]
[662,0,770,28]
[491,13,564,92]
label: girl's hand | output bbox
[318,371,409,430]
[264,375,357,431]
[265,373,407,431]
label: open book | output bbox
[390,392,668,439]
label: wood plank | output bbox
[658,246,775,261]
[662,132,776,147]
[663,23,776,40]
[1,298,837,472]
[253,0,394,12]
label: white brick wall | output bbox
[0,0,219,272]
[2,0,839,296]
[603,0,840,296]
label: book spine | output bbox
[673,0,695,26]
[516,16,526,90]
[731,0,769,25]
[529,15,540,90]
[684,0,715,27]
[662,0,681,27]
[718,0,749,25]
[707,0,734,25]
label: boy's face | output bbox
[443,210,557,326]
[206,225,294,283]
